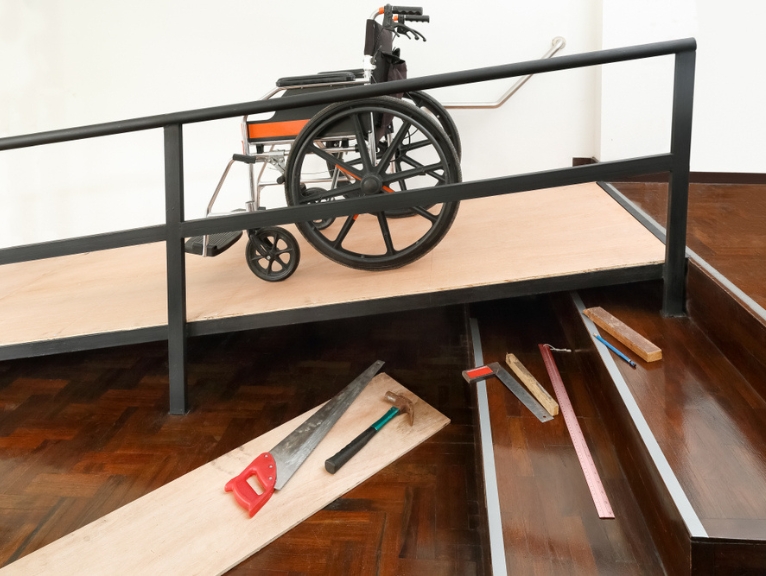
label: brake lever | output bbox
[394,24,426,41]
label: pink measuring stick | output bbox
[538,344,614,519]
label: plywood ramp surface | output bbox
[0,373,449,576]
[0,183,665,347]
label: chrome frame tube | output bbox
[442,37,566,109]
[202,157,238,256]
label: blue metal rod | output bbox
[593,333,637,368]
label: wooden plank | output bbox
[0,183,665,348]
[505,353,559,416]
[0,373,449,576]
[582,306,662,362]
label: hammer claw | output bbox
[384,390,415,426]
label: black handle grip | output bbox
[401,14,429,23]
[391,5,422,15]
[233,153,257,164]
[325,427,378,474]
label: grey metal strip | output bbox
[599,181,766,323]
[469,318,508,575]
[571,291,707,537]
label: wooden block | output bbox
[0,374,449,576]
[505,354,560,416]
[583,306,662,362]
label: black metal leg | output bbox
[663,50,696,317]
[164,124,188,414]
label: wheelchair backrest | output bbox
[364,19,407,86]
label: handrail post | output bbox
[164,124,188,414]
[663,49,696,316]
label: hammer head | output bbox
[384,390,415,426]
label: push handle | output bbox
[401,14,429,23]
[325,427,378,474]
[224,452,277,517]
[391,6,423,15]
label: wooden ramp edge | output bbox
[0,373,449,576]
[0,183,665,350]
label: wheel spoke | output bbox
[274,253,289,269]
[332,215,357,249]
[410,205,439,223]
[308,144,363,180]
[273,247,294,257]
[376,213,396,256]
[396,154,447,183]
[395,160,408,191]
[376,121,411,174]
[397,139,431,154]
[382,162,445,185]
[353,114,374,172]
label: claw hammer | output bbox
[325,390,414,474]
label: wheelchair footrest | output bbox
[184,231,242,257]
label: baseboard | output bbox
[571,159,766,185]
[615,172,766,185]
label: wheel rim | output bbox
[405,91,462,160]
[286,100,460,269]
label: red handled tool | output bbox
[225,360,384,516]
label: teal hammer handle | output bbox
[325,407,400,474]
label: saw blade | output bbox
[270,360,384,490]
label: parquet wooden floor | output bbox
[0,306,485,575]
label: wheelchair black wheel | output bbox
[404,90,462,160]
[245,227,300,282]
[285,96,461,272]
[376,91,460,219]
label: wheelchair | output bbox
[185,5,462,282]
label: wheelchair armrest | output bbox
[276,72,357,87]
[318,69,365,79]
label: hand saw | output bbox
[225,360,384,517]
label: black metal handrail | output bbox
[0,39,694,151]
[0,38,697,413]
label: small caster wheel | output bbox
[246,227,300,282]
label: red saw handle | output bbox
[224,452,277,517]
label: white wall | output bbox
[598,0,696,163]
[1,1,763,249]
[598,0,766,172]
[0,0,599,248]
[692,0,766,171]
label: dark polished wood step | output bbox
[687,261,766,398]
[571,279,766,575]
[470,295,664,574]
